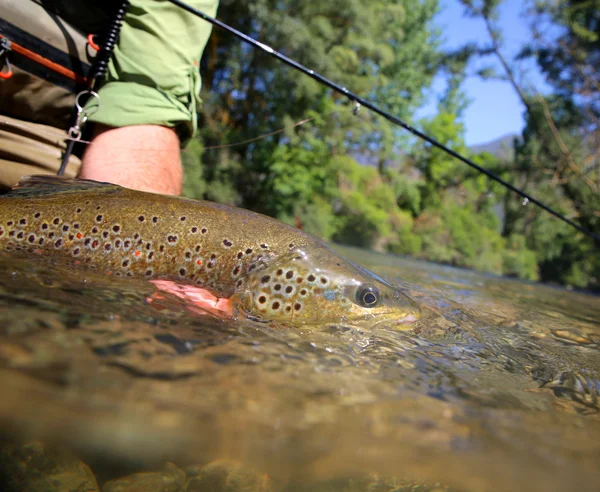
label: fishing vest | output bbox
[0,0,118,128]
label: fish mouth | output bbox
[369,310,420,330]
[397,313,419,325]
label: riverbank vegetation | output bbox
[182,0,599,290]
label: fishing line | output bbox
[1,113,318,151]
[203,116,315,150]
[167,0,600,245]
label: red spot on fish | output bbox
[76,233,83,239]
[34,249,41,254]
[135,250,141,257]
[106,271,112,275]
[74,260,81,265]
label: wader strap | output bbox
[0,18,90,93]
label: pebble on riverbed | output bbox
[102,461,186,492]
[0,440,99,492]
[185,460,272,492]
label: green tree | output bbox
[458,0,599,288]
[179,0,596,287]
[188,0,441,212]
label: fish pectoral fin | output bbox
[149,280,233,319]
[10,175,123,197]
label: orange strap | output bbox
[87,34,100,52]
[0,34,88,85]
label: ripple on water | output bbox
[0,248,598,491]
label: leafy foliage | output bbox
[182,0,598,290]
[457,0,599,288]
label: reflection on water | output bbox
[0,246,598,491]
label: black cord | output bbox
[167,0,600,246]
[58,139,77,176]
[89,1,129,83]
[58,1,130,176]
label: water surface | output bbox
[0,246,598,491]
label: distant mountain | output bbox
[470,133,520,159]
[352,133,520,169]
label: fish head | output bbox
[233,247,420,329]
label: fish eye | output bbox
[355,285,380,308]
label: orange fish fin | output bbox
[149,280,234,319]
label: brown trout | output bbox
[0,176,420,328]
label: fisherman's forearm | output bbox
[79,124,183,196]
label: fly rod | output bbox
[167,0,600,246]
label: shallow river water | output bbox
[0,246,598,491]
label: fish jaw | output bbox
[336,289,421,330]
[231,249,421,329]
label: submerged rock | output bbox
[279,475,452,492]
[102,462,185,492]
[0,440,99,492]
[185,460,271,492]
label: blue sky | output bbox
[425,0,552,146]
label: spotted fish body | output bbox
[0,176,419,328]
